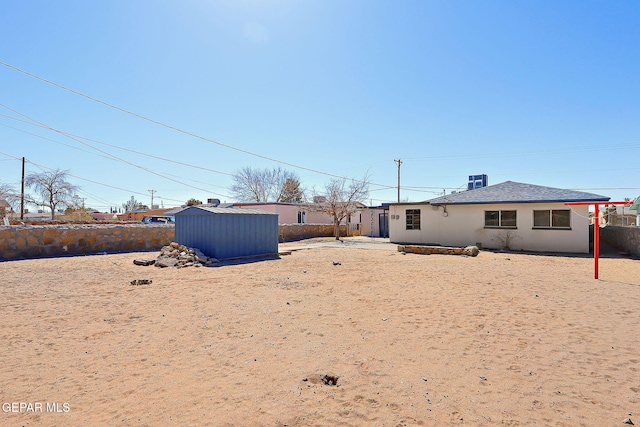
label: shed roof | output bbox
[174,206,278,215]
[424,181,610,205]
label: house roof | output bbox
[424,181,610,205]
[174,206,278,215]
[0,199,11,208]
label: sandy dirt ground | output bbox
[1,239,639,426]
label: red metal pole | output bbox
[594,204,599,280]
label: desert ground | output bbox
[1,237,639,426]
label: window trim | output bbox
[406,209,421,230]
[484,210,518,229]
[532,209,572,230]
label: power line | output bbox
[0,112,234,177]
[0,152,196,205]
[0,60,394,189]
[0,103,229,197]
[3,61,639,202]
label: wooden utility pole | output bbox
[20,157,25,220]
[148,190,156,209]
[394,159,402,203]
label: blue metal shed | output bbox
[174,206,279,260]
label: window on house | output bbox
[297,211,306,224]
[406,209,421,230]
[533,209,571,229]
[484,210,517,228]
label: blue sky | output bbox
[1,0,639,211]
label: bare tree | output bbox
[0,182,19,218]
[25,169,79,220]
[231,167,304,202]
[0,182,18,208]
[313,174,370,240]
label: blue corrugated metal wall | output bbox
[174,207,278,259]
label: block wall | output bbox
[279,224,360,242]
[600,226,640,258]
[0,223,363,261]
[0,224,175,261]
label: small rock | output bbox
[320,374,339,386]
[130,279,152,286]
[480,376,487,381]
[333,261,341,266]
[462,245,480,257]
[156,256,179,268]
[623,419,634,425]
[133,258,156,266]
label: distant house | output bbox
[0,199,11,218]
[605,203,638,226]
[92,212,118,221]
[227,202,363,226]
[630,197,640,226]
[389,181,610,253]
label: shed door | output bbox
[379,212,389,238]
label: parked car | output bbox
[141,215,174,224]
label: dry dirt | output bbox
[1,241,639,426]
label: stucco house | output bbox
[0,199,12,218]
[389,181,609,253]
[228,202,363,226]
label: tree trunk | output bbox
[334,218,341,240]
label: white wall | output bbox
[389,202,591,253]
[236,203,355,225]
[360,208,386,237]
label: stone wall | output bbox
[0,223,362,261]
[279,224,360,242]
[0,224,175,261]
[600,226,640,258]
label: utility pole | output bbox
[148,190,156,209]
[394,159,402,203]
[20,157,25,220]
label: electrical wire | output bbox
[0,103,229,198]
[3,60,639,201]
[0,112,234,177]
[0,60,396,189]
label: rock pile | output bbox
[134,242,219,268]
